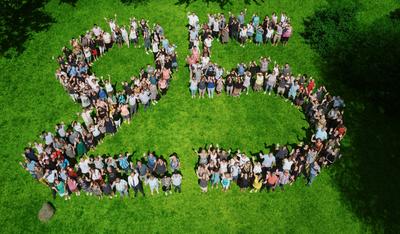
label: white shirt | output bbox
[121,28,128,39]
[105,82,113,93]
[91,169,102,181]
[57,125,66,138]
[45,133,53,145]
[103,32,111,44]
[115,179,128,192]
[152,42,159,53]
[204,38,212,48]
[188,14,199,26]
[128,173,139,187]
[129,29,137,39]
[81,110,93,127]
[213,20,220,32]
[266,28,274,38]
[79,160,90,174]
[109,21,116,31]
[283,159,294,171]
[92,26,102,37]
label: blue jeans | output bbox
[307,173,317,186]
[265,84,274,92]
[143,102,150,111]
[190,88,197,96]
[207,87,215,98]
[118,189,129,197]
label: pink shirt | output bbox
[282,27,292,38]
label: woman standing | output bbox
[207,77,215,99]
[243,71,251,95]
[221,25,229,44]
[198,76,207,98]
[255,26,264,45]
[189,77,198,98]
[147,174,160,195]
[226,75,234,96]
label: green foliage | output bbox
[0,0,55,57]
[302,0,360,59]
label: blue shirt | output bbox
[315,128,328,141]
[27,161,36,174]
[238,65,245,76]
[162,39,169,49]
[68,66,77,77]
[98,89,107,100]
[118,157,129,169]
[147,156,156,168]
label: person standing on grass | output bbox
[161,173,172,196]
[307,161,321,186]
[121,26,129,48]
[198,76,207,98]
[127,93,138,119]
[128,171,145,197]
[272,23,283,46]
[199,173,209,193]
[139,88,151,111]
[207,76,215,99]
[278,170,290,191]
[189,76,198,98]
[147,174,160,195]
[264,171,278,192]
[52,179,70,200]
[143,28,151,54]
[169,154,180,171]
[264,71,277,95]
[288,80,299,100]
[112,178,129,198]
[221,172,232,192]
[281,24,292,46]
[171,171,182,193]
[265,26,274,44]
[250,173,263,193]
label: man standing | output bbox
[171,172,182,193]
[307,162,321,186]
[128,171,145,197]
[112,178,129,198]
[139,89,151,111]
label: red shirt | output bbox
[267,175,278,185]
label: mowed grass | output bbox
[0,0,398,233]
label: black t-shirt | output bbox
[279,78,286,88]
[226,78,233,87]
[234,81,243,89]
[249,65,260,77]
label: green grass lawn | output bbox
[0,0,399,233]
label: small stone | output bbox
[38,202,55,222]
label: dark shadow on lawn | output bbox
[302,1,400,232]
[0,0,55,57]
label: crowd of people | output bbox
[195,82,346,191]
[20,12,346,198]
[187,10,292,50]
[20,17,180,200]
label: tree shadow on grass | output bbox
[175,0,263,9]
[302,1,400,231]
[0,0,55,58]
